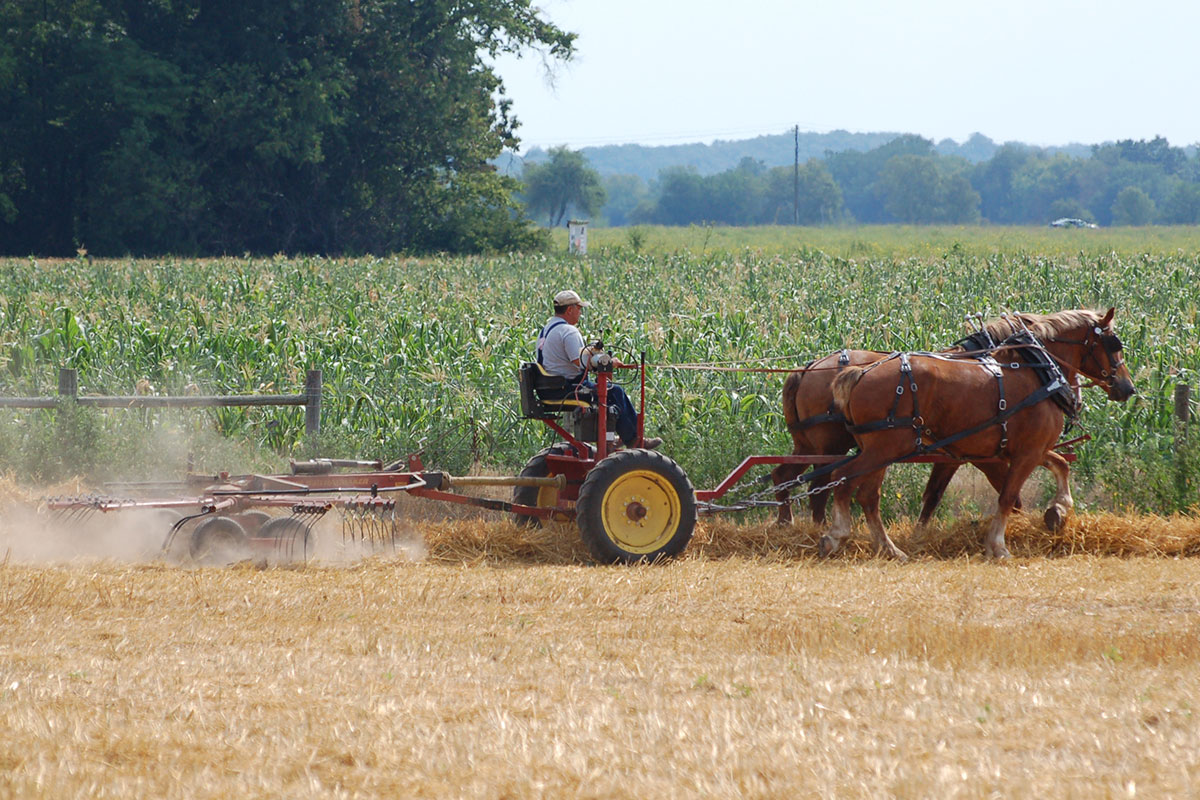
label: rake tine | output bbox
[299,514,319,561]
[341,504,356,546]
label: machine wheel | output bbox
[231,510,271,536]
[259,516,312,562]
[575,449,696,564]
[189,516,251,566]
[512,444,573,528]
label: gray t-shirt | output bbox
[538,315,585,379]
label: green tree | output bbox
[522,146,607,227]
[1162,181,1200,224]
[878,155,940,222]
[636,166,708,225]
[0,0,573,255]
[600,174,648,226]
[825,134,934,222]
[1111,186,1157,225]
[764,161,843,224]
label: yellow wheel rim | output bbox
[599,469,682,553]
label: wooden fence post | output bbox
[305,369,322,438]
[1175,383,1192,506]
[58,368,78,401]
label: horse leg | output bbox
[983,452,1043,559]
[771,462,805,526]
[857,471,908,561]
[820,478,854,557]
[917,462,960,527]
[1039,451,1073,532]
[819,453,896,558]
[808,474,833,524]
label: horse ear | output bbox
[1101,307,1115,326]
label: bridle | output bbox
[1047,324,1126,389]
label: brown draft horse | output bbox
[820,308,1135,560]
[772,346,1073,528]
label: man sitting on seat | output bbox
[537,289,661,450]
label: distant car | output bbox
[1049,218,1098,228]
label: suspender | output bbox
[536,318,586,382]
[536,318,569,366]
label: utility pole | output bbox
[793,125,800,225]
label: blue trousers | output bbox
[541,378,639,446]
[580,379,639,446]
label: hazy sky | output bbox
[494,0,1200,153]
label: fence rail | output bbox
[0,368,323,436]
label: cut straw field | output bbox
[2,541,1199,799]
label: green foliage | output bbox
[0,0,573,256]
[1163,181,1200,224]
[521,147,607,227]
[586,135,1200,230]
[1111,187,1157,226]
[632,159,843,226]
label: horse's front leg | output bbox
[984,452,1044,559]
[856,470,907,561]
[1039,451,1073,532]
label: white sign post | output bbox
[568,219,588,255]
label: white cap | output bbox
[553,289,589,307]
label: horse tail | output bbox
[830,365,867,423]
[780,366,807,431]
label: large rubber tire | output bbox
[259,516,312,562]
[189,516,250,566]
[512,444,573,528]
[576,449,696,564]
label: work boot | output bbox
[642,437,663,450]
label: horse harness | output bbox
[1049,324,1126,389]
[845,331,1081,459]
[787,348,853,433]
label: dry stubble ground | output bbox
[2,509,1200,799]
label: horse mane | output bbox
[980,309,1103,344]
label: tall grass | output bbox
[0,227,1196,512]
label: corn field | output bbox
[1,226,1197,513]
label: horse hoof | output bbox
[818,535,836,558]
[1043,506,1066,532]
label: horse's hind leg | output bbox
[917,462,960,527]
[1039,451,1073,532]
[808,475,832,524]
[820,457,901,559]
[771,462,805,526]
[857,471,908,561]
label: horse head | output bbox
[982,308,1135,402]
[1038,307,1135,402]
[1078,307,1135,401]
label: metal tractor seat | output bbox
[517,362,618,443]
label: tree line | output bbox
[529,134,1200,228]
[0,0,572,257]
